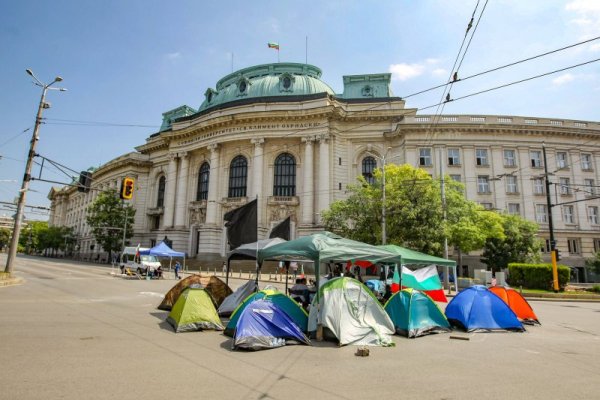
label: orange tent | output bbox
[489,286,540,325]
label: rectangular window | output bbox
[480,202,494,210]
[448,148,460,166]
[594,239,600,253]
[450,174,461,183]
[567,238,580,254]
[476,149,489,166]
[419,148,432,166]
[584,179,595,196]
[530,151,542,168]
[556,152,568,169]
[541,239,551,253]
[581,153,593,170]
[589,206,599,225]
[508,203,521,215]
[503,149,516,167]
[563,205,574,224]
[533,178,545,194]
[506,175,518,193]
[535,204,548,223]
[477,176,490,193]
[560,177,571,195]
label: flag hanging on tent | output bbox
[391,265,401,293]
[401,265,448,302]
[269,216,290,240]
[267,42,280,50]
[224,199,257,249]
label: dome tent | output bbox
[489,286,540,325]
[167,288,224,333]
[445,285,525,332]
[158,275,232,311]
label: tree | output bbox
[86,189,135,261]
[322,163,504,255]
[480,214,541,272]
[585,252,600,275]
[0,227,10,251]
[19,222,75,256]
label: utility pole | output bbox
[439,148,450,291]
[5,70,65,275]
[543,143,560,292]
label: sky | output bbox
[1,0,599,221]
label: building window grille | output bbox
[157,176,166,207]
[508,203,521,215]
[476,149,489,166]
[589,206,599,225]
[563,205,574,224]
[557,152,568,169]
[362,156,377,185]
[448,149,460,166]
[535,204,548,223]
[477,176,490,193]
[533,178,545,194]
[196,162,210,201]
[531,151,542,168]
[419,148,432,166]
[503,149,516,167]
[450,174,461,183]
[584,179,595,196]
[560,177,571,195]
[506,175,518,193]
[567,238,580,254]
[273,153,296,196]
[581,153,593,170]
[228,155,248,198]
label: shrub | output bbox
[508,263,570,290]
[592,285,600,294]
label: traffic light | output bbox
[120,177,135,200]
[77,171,92,193]
[555,249,562,261]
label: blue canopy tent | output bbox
[140,241,186,272]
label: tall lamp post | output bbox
[368,147,395,245]
[4,69,66,274]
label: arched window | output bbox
[157,176,166,207]
[362,156,377,185]
[273,153,296,196]
[196,162,210,201]
[228,156,248,198]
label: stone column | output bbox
[251,138,265,226]
[301,136,315,225]
[317,134,330,221]
[205,144,220,225]
[174,152,189,227]
[163,154,178,228]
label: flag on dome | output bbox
[268,42,280,50]
[401,265,447,302]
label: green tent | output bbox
[257,232,402,288]
[384,288,451,338]
[167,288,224,333]
[379,244,457,289]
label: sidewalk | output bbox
[0,272,23,288]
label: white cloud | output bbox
[590,43,600,52]
[432,68,447,77]
[165,52,182,61]
[425,58,440,65]
[552,73,575,85]
[389,63,425,81]
[566,0,600,37]
[566,0,600,12]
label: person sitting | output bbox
[154,266,163,279]
[289,278,310,307]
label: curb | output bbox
[0,278,24,288]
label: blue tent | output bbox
[445,285,525,332]
[233,299,310,351]
[140,241,185,271]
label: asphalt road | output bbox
[1,254,599,400]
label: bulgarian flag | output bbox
[391,265,401,293]
[401,265,447,302]
[268,42,280,50]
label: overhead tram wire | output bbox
[401,35,600,101]
[419,0,488,155]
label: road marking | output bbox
[139,291,164,298]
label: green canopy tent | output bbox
[378,244,457,291]
[257,232,402,290]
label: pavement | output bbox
[1,254,600,400]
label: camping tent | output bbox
[445,285,525,332]
[233,299,310,351]
[308,277,395,346]
[226,238,286,285]
[258,232,402,289]
[140,241,186,271]
[218,279,258,316]
[166,288,224,333]
[384,288,451,338]
[379,244,457,292]
[224,289,308,337]
[489,286,540,325]
[158,275,232,311]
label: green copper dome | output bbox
[198,63,335,112]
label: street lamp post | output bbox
[4,70,66,275]
[368,147,395,245]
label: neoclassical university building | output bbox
[48,62,600,281]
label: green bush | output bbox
[592,285,600,294]
[508,263,570,290]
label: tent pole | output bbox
[226,259,230,286]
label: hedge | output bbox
[508,263,570,290]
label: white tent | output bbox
[308,277,395,346]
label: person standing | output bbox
[174,261,181,279]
